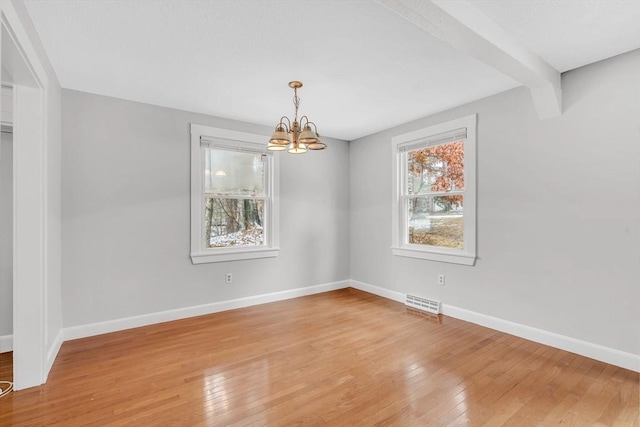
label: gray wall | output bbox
[62,90,350,328]
[61,51,638,358]
[350,50,640,355]
[0,131,12,337]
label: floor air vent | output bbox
[405,294,441,314]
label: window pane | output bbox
[204,148,265,196]
[407,140,464,194]
[407,196,463,249]
[204,198,264,248]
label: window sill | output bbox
[391,247,476,266]
[191,247,279,264]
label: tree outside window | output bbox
[406,141,464,249]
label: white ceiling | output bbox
[23,0,640,141]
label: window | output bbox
[391,114,476,265]
[190,124,279,264]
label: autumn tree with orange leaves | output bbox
[408,141,464,210]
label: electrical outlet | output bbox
[225,273,232,284]
[438,274,445,286]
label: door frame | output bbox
[1,0,50,390]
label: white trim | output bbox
[2,0,53,390]
[64,281,349,341]
[0,8,49,88]
[26,280,639,373]
[349,279,640,372]
[45,329,63,378]
[391,247,475,265]
[0,334,12,353]
[349,280,405,303]
[392,116,472,146]
[391,114,477,266]
[1,84,12,126]
[190,123,279,264]
[190,124,265,145]
[442,304,640,373]
[191,247,279,264]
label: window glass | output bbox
[204,198,265,248]
[407,141,464,194]
[407,196,463,248]
[204,149,265,196]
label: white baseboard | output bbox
[0,329,62,374]
[441,304,640,373]
[350,280,405,303]
[348,280,640,373]
[46,279,640,374]
[64,280,350,341]
[45,329,64,379]
[0,334,12,353]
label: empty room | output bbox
[0,0,638,425]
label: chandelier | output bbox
[267,81,326,154]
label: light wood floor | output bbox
[0,288,637,426]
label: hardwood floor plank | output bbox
[0,289,637,426]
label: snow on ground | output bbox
[210,226,263,247]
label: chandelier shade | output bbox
[269,126,291,145]
[267,81,326,154]
[267,142,287,151]
[298,125,318,144]
[307,138,327,150]
[287,142,307,154]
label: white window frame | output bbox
[190,123,279,264]
[391,114,477,266]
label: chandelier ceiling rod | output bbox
[267,81,326,154]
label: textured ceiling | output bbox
[471,0,640,72]
[22,0,640,141]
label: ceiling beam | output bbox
[376,0,562,119]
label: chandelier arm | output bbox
[278,116,291,132]
[306,121,318,133]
